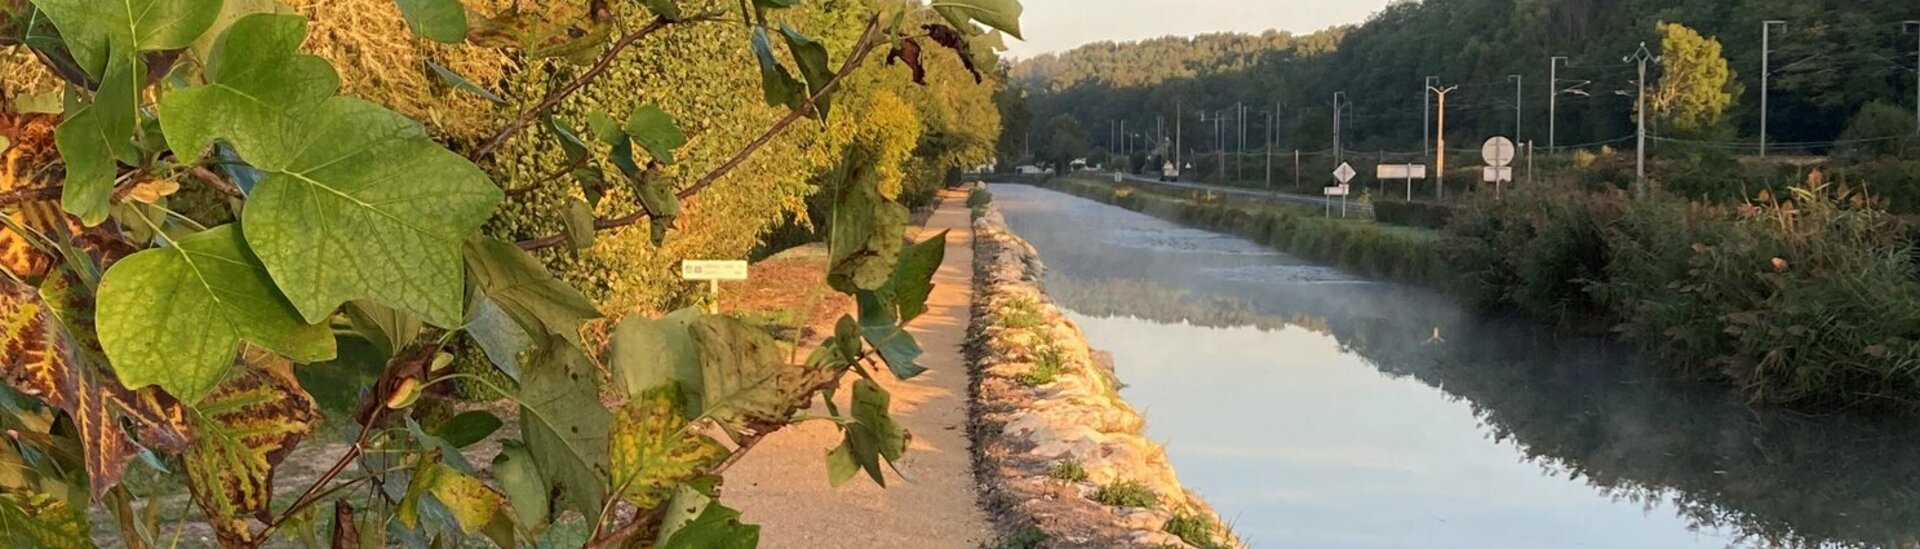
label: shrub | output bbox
[1163,514,1231,549]
[968,186,994,209]
[986,525,1048,549]
[996,297,1046,330]
[1373,199,1457,229]
[1017,345,1066,386]
[1836,101,1918,160]
[1091,479,1158,508]
[1047,457,1088,482]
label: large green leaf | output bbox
[624,105,687,166]
[53,49,139,226]
[884,231,947,324]
[661,501,758,549]
[466,294,533,381]
[432,410,504,449]
[931,0,1024,39]
[394,0,467,43]
[161,14,339,166]
[343,299,421,359]
[610,308,702,403]
[28,0,221,78]
[851,379,906,462]
[188,0,294,60]
[826,146,908,294]
[517,344,612,519]
[857,290,925,379]
[689,315,807,441]
[463,237,602,349]
[491,440,550,531]
[97,225,334,402]
[182,352,318,547]
[608,384,725,509]
[777,24,832,120]
[238,97,503,327]
[749,27,803,110]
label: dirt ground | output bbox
[725,190,991,548]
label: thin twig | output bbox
[187,166,246,199]
[472,14,724,161]
[507,154,592,198]
[516,15,886,251]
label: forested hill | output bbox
[1007,0,1920,157]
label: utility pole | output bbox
[1265,109,1275,189]
[1120,119,1128,163]
[1424,76,1437,167]
[1549,57,1565,152]
[1761,21,1786,159]
[1176,100,1183,170]
[1907,22,1919,134]
[1628,43,1656,199]
[1333,91,1347,165]
[1427,83,1457,200]
[1509,74,1523,141]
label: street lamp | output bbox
[1761,20,1786,159]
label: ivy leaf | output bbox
[610,308,702,404]
[98,224,336,403]
[28,0,221,79]
[491,440,551,531]
[432,410,504,449]
[749,28,803,111]
[826,146,908,294]
[0,493,91,549]
[463,237,602,350]
[160,13,341,167]
[562,199,596,251]
[930,0,1024,40]
[691,315,822,442]
[53,49,140,226]
[428,60,506,104]
[777,24,832,120]
[625,105,687,166]
[518,344,612,518]
[661,501,759,549]
[182,351,319,547]
[608,383,726,509]
[394,0,469,43]
[239,97,503,327]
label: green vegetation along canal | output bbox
[992,183,1920,549]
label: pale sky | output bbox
[1002,0,1399,59]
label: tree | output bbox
[1836,101,1918,159]
[1650,22,1741,137]
[1037,114,1089,171]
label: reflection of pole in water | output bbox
[1425,326,1445,344]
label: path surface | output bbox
[727,189,989,548]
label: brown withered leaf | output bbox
[887,38,925,85]
[922,24,982,83]
[183,349,319,546]
[0,276,138,498]
[1,112,66,282]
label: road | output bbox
[1106,171,1374,216]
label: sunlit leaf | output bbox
[0,277,137,498]
[610,308,702,403]
[690,315,813,442]
[625,105,687,166]
[660,500,758,549]
[642,0,681,20]
[463,237,602,350]
[394,0,468,43]
[160,14,340,167]
[418,463,517,547]
[563,199,596,251]
[0,493,92,549]
[182,351,319,547]
[930,0,1023,39]
[778,24,832,120]
[98,224,336,402]
[826,145,908,293]
[53,49,139,226]
[608,383,726,509]
[28,0,220,78]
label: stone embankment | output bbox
[967,200,1239,549]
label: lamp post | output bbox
[1549,57,1565,152]
[1761,20,1786,159]
[1627,43,1657,199]
[1509,74,1523,141]
[1426,83,1457,200]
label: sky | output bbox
[1001,0,1399,59]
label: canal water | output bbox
[991,184,1920,549]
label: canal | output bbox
[991,183,1920,549]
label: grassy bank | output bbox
[1043,177,1447,285]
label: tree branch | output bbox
[472,13,724,161]
[187,166,247,199]
[516,15,887,251]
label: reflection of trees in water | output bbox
[1045,272,1920,549]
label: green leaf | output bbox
[642,0,681,20]
[931,0,1024,39]
[610,308,702,404]
[750,0,799,8]
[661,501,758,549]
[826,146,908,294]
[629,166,680,221]
[546,114,591,164]
[433,410,504,449]
[466,294,533,381]
[654,483,713,544]
[824,439,859,487]
[777,24,832,120]
[189,0,295,60]
[160,13,340,166]
[97,224,336,403]
[608,384,726,509]
[518,344,612,518]
[491,440,551,531]
[562,199,596,251]
[28,0,221,78]
[690,315,812,442]
[54,49,140,226]
[857,290,925,379]
[586,110,623,146]
[394,0,468,43]
[428,60,506,104]
[463,237,602,350]
[851,379,906,461]
[749,27,803,110]
[343,300,421,359]
[624,105,687,166]
[886,231,947,324]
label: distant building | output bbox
[1015,165,1047,175]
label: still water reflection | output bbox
[991,184,1920,549]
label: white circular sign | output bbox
[1482,137,1516,167]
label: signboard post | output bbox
[1481,137,1517,197]
[1329,162,1357,217]
[1378,163,1429,201]
[682,260,750,313]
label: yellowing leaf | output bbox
[182,351,319,547]
[609,384,725,509]
[0,277,138,498]
[126,179,180,204]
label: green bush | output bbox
[1836,101,1919,161]
[968,186,994,209]
[1163,514,1231,549]
[1440,184,1616,324]
[1091,479,1158,508]
[1047,457,1088,482]
[1373,199,1457,229]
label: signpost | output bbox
[1327,162,1356,217]
[1378,163,1428,201]
[682,260,749,313]
[1481,137,1517,197]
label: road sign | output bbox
[682,260,749,281]
[1377,164,1428,180]
[1333,162,1357,184]
[1482,166,1513,183]
[1482,137,1516,167]
[1323,184,1350,197]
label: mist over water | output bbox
[991,184,1920,549]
